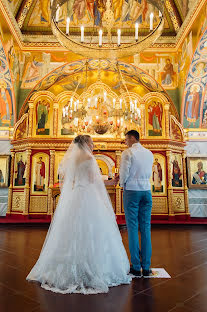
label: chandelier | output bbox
[50,0,164,59]
[61,61,141,136]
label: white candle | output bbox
[76,99,79,110]
[120,98,122,109]
[113,98,116,109]
[95,97,98,108]
[99,29,103,47]
[121,117,123,126]
[81,26,84,42]
[70,98,73,108]
[117,29,121,46]
[56,7,59,23]
[63,107,66,117]
[134,99,137,110]
[130,101,132,111]
[159,10,162,18]
[88,98,91,108]
[150,13,154,31]
[66,17,70,35]
[66,106,69,116]
[74,101,77,111]
[135,23,139,41]
[137,108,141,117]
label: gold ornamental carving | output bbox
[172,194,185,212]
[12,193,24,212]
[29,196,48,213]
[152,197,168,213]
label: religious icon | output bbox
[14,154,26,186]
[172,156,182,187]
[193,62,206,77]
[0,80,13,123]
[152,158,163,192]
[148,101,163,136]
[187,157,207,189]
[36,100,50,135]
[0,155,9,187]
[192,161,207,185]
[184,85,201,127]
[161,58,175,86]
[34,156,46,191]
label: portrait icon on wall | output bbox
[31,152,49,194]
[34,156,45,191]
[0,155,10,187]
[171,155,183,188]
[150,154,166,195]
[14,153,26,187]
[36,100,50,135]
[187,157,207,189]
[147,101,163,136]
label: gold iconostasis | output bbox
[6,61,189,223]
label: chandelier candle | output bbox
[117,29,121,46]
[66,17,70,35]
[150,13,154,30]
[81,26,84,43]
[55,7,59,23]
[135,23,139,41]
[99,29,103,47]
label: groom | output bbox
[120,130,153,277]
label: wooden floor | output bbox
[0,225,207,312]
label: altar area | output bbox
[3,59,189,224]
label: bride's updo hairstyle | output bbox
[73,135,91,149]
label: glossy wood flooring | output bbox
[0,225,207,312]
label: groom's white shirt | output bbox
[120,143,153,191]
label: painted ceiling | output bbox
[8,0,194,38]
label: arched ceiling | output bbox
[8,0,194,39]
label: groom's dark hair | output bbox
[126,130,140,141]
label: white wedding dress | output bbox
[27,142,131,294]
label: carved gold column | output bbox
[164,103,170,139]
[140,104,146,139]
[115,151,122,214]
[7,151,15,214]
[28,101,34,138]
[182,151,190,217]
[48,150,55,215]
[53,101,59,137]
[166,151,174,219]
[23,149,32,215]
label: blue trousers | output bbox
[123,190,152,271]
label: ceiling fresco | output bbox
[7,0,195,38]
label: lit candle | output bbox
[95,97,98,108]
[134,99,137,110]
[81,26,84,43]
[76,100,79,110]
[137,108,141,118]
[117,119,120,127]
[74,101,77,111]
[135,23,139,41]
[120,98,122,109]
[113,98,116,109]
[99,29,103,47]
[56,7,59,23]
[96,115,99,122]
[70,98,73,108]
[121,118,123,126]
[150,13,154,31]
[63,107,66,117]
[88,98,91,108]
[66,106,69,116]
[130,101,133,111]
[104,92,107,101]
[66,17,70,35]
[159,10,162,18]
[117,29,121,46]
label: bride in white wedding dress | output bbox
[27,135,131,294]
